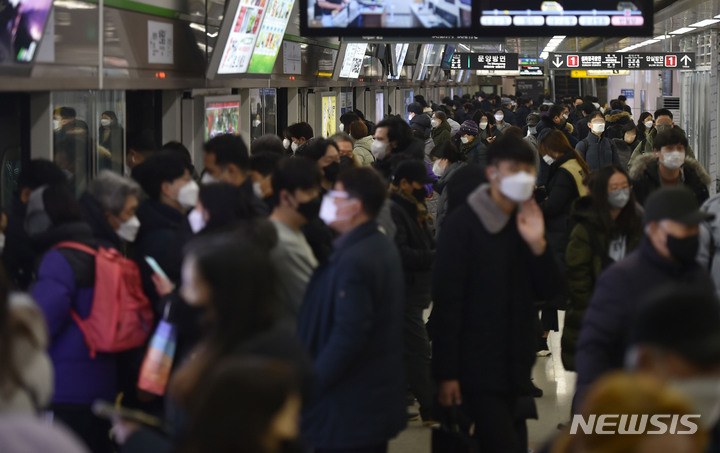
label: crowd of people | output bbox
[1,90,720,453]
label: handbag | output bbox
[137,302,177,396]
[431,405,479,453]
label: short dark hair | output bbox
[610,100,623,111]
[430,141,464,163]
[128,129,157,155]
[582,103,595,115]
[251,134,285,155]
[162,141,194,173]
[271,157,322,204]
[487,133,537,167]
[340,112,360,131]
[131,150,187,201]
[375,117,413,149]
[295,137,337,162]
[590,111,605,121]
[249,151,281,177]
[18,159,66,190]
[204,134,250,171]
[337,167,387,219]
[43,184,83,226]
[58,107,76,119]
[199,182,257,231]
[548,104,565,120]
[287,122,314,141]
[654,108,674,120]
[618,95,627,102]
[653,128,688,152]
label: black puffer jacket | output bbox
[629,154,710,206]
[409,113,432,138]
[604,111,633,141]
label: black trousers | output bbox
[464,393,528,453]
[51,403,114,453]
[316,444,388,453]
[404,304,435,417]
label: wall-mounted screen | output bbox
[338,42,367,78]
[247,0,295,73]
[0,0,53,67]
[204,96,241,140]
[300,0,652,38]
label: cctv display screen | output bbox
[300,0,652,38]
[0,0,53,64]
[338,42,367,78]
[204,97,241,140]
[247,0,295,73]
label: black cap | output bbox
[632,285,720,366]
[643,187,714,225]
[392,160,435,185]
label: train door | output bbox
[249,88,278,142]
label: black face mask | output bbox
[323,162,341,183]
[296,196,322,221]
[666,233,699,265]
[413,187,428,203]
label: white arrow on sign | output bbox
[681,55,692,65]
[553,55,563,68]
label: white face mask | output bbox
[253,182,264,199]
[499,171,536,203]
[201,172,220,185]
[319,191,349,225]
[432,159,446,177]
[494,114,504,123]
[177,180,200,210]
[338,123,344,132]
[283,138,291,149]
[291,142,299,153]
[670,378,720,429]
[53,119,61,131]
[253,119,262,127]
[644,120,654,129]
[188,208,206,234]
[431,119,440,129]
[408,113,415,121]
[124,164,132,178]
[543,154,555,166]
[479,121,488,130]
[460,136,470,144]
[371,140,388,160]
[116,215,140,242]
[100,119,111,127]
[661,151,685,170]
[562,113,569,120]
[591,122,606,134]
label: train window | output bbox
[250,88,277,141]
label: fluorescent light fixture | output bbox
[654,35,670,39]
[670,27,695,34]
[539,51,548,59]
[190,23,206,32]
[641,39,660,45]
[690,19,720,28]
[207,32,218,38]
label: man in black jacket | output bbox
[389,160,436,423]
[431,134,559,453]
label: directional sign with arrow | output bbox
[548,52,695,70]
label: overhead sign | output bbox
[451,53,519,71]
[550,53,696,70]
[571,70,607,79]
[571,70,630,77]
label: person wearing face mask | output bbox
[286,122,314,155]
[126,129,157,175]
[78,171,141,254]
[339,112,360,137]
[430,111,452,147]
[250,151,282,205]
[347,120,375,166]
[561,165,644,372]
[407,102,432,138]
[574,186,715,412]
[573,102,596,141]
[612,123,641,170]
[429,142,467,239]
[630,128,709,206]
[297,167,407,453]
[514,97,532,129]
[575,111,621,172]
[388,161,437,424]
[370,117,425,182]
[331,132,362,167]
[603,99,634,141]
[431,134,559,453]
[536,131,591,351]
[97,111,123,170]
[637,111,653,138]
[499,97,516,129]
[494,108,511,133]
[628,109,697,171]
[537,104,580,148]
[268,158,323,325]
[458,120,485,166]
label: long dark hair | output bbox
[180,357,298,453]
[587,164,642,238]
[637,111,652,136]
[539,130,591,176]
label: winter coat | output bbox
[352,136,375,166]
[431,121,452,146]
[389,192,435,307]
[561,197,643,371]
[430,184,559,397]
[434,161,467,239]
[78,191,123,252]
[575,133,620,172]
[3,197,37,290]
[410,113,432,138]
[453,107,467,123]
[537,116,580,147]
[462,136,486,166]
[574,116,591,141]
[629,154,710,206]
[297,221,406,449]
[698,193,720,301]
[497,120,512,133]
[612,138,639,170]
[31,222,117,405]
[447,118,461,136]
[574,238,715,407]
[502,108,516,128]
[604,111,633,141]
[515,105,531,128]
[627,126,696,170]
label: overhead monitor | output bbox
[207,0,267,78]
[0,0,53,72]
[246,0,295,73]
[204,96,241,141]
[300,0,652,38]
[338,42,368,78]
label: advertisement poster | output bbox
[282,41,301,74]
[247,0,294,73]
[217,0,268,74]
[0,0,53,63]
[321,95,336,139]
[205,101,240,140]
[338,43,367,79]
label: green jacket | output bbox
[561,196,643,371]
[627,126,695,171]
[431,121,452,146]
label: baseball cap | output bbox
[643,187,714,225]
[392,160,435,185]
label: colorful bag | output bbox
[137,305,177,396]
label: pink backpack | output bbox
[54,241,155,358]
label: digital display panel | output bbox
[204,97,241,140]
[247,0,295,73]
[300,0,652,38]
[0,0,53,65]
[338,42,367,78]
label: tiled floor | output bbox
[390,312,574,453]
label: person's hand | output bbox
[151,273,175,297]
[112,417,141,445]
[517,198,547,256]
[487,136,496,143]
[438,380,462,407]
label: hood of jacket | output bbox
[570,196,603,229]
[354,135,374,152]
[629,153,712,187]
[605,111,632,125]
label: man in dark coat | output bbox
[298,167,406,453]
[431,134,559,453]
[537,104,579,147]
[514,97,532,129]
[389,160,436,423]
[573,103,595,141]
[407,102,431,138]
[574,187,715,411]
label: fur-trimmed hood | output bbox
[629,153,712,187]
[605,111,632,124]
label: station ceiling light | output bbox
[690,19,720,28]
[540,35,565,60]
[670,27,696,35]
